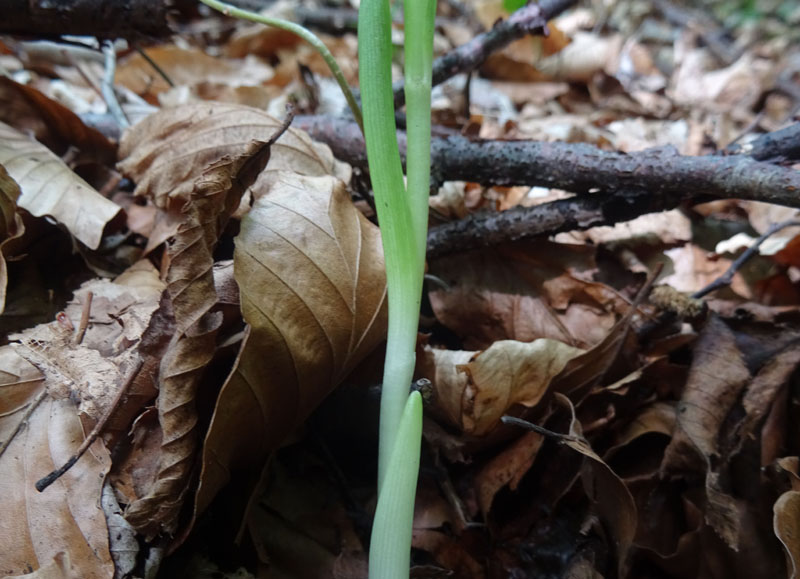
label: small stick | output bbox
[134,45,175,88]
[73,291,93,345]
[692,219,800,299]
[0,388,47,460]
[501,415,582,443]
[36,358,144,492]
[101,40,130,129]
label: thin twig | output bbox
[134,46,175,88]
[692,220,800,299]
[501,415,583,443]
[36,358,144,492]
[391,0,577,108]
[100,40,130,129]
[73,291,93,345]
[0,388,47,460]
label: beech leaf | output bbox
[774,491,800,579]
[0,345,112,578]
[419,339,583,436]
[117,102,350,209]
[0,164,24,314]
[124,138,277,538]
[195,172,387,515]
[0,122,120,249]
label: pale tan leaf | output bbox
[117,102,351,210]
[536,33,623,81]
[420,339,583,436]
[0,122,120,249]
[3,552,80,579]
[0,345,44,449]
[195,172,387,516]
[0,346,112,578]
[0,164,24,314]
[115,45,274,101]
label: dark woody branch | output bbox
[1,0,175,40]
[295,115,800,257]
[391,0,578,109]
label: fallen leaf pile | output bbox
[1,0,799,577]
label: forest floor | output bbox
[1,0,800,577]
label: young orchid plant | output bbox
[199,0,436,575]
[358,0,435,575]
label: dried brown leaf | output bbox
[774,491,800,579]
[429,243,625,350]
[661,315,751,549]
[115,45,274,102]
[607,401,676,455]
[124,139,276,537]
[195,172,387,516]
[474,430,545,515]
[0,122,120,249]
[536,33,623,81]
[557,393,637,577]
[117,103,350,211]
[0,345,112,578]
[737,344,800,457]
[0,76,115,164]
[420,339,583,436]
[0,164,24,314]
[10,261,163,426]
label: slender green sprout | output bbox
[359,0,436,575]
[198,0,363,132]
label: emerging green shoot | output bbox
[358,0,436,575]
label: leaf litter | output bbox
[1,0,800,577]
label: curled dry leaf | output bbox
[0,164,24,314]
[0,122,120,249]
[124,139,277,537]
[661,315,751,549]
[195,172,387,516]
[117,102,350,211]
[419,339,583,436]
[0,345,111,578]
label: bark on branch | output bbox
[392,0,578,108]
[294,115,800,257]
[2,0,174,40]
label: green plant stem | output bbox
[404,0,436,258]
[368,392,423,579]
[360,0,435,574]
[358,0,419,490]
[198,0,363,132]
